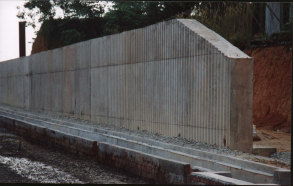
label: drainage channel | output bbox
[0,107,290,185]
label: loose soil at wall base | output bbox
[0,127,146,184]
[254,128,291,152]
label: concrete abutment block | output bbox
[273,169,291,185]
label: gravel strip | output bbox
[0,127,146,184]
[271,152,292,163]
[0,155,83,183]
[0,103,291,168]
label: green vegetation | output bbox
[18,1,199,50]
[17,0,105,29]
[17,1,293,51]
[37,17,106,49]
[103,2,198,34]
[186,2,255,50]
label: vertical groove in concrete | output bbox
[0,19,253,152]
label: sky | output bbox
[0,1,113,63]
[0,0,38,62]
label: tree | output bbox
[17,1,199,51]
[103,1,199,34]
[103,2,147,34]
[17,0,105,29]
[17,1,199,32]
[188,2,255,50]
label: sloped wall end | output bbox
[230,58,254,153]
[177,19,251,59]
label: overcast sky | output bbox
[0,0,38,62]
[0,1,113,63]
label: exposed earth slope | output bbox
[244,45,292,133]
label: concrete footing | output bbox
[253,131,261,141]
[253,125,261,141]
[253,145,277,157]
[0,107,291,185]
[191,166,232,177]
[189,172,254,185]
[273,169,292,185]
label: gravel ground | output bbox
[0,162,38,183]
[0,103,291,169]
[271,152,292,162]
[0,127,146,184]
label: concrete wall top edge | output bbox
[0,55,30,64]
[177,19,251,59]
[0,19,250,65]
[91,18,250,61]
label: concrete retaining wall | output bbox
[0,19,253,152]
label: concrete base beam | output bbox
[189,172,253,185]
[253,132,261,141]
[253,145,277,157]
[0,115,191,184]
[0,108,290,185]
[98,142,191,184]
[191,165,213,172]
[191,166,232,177]
[273,169,292,185]
[212,172,232,178]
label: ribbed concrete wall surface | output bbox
[0,19,253,152]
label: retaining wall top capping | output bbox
[177,19,251,59]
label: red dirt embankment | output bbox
[244,46,292,133]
